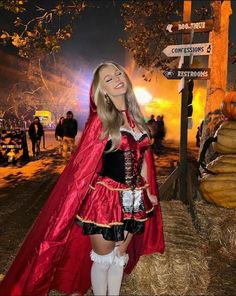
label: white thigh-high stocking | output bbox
[90,250,115,296]
[107,247,129,296]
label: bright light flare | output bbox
[134,87,153,105]
[145,97,173,112]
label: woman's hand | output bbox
[147,191,158,205]
[141,153,158,205]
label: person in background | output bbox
[147,114,155,125]
[55,117,64,154]
[196,126,201,147]
[196,120,204,147]
[146,114,156,152]
[23,119,27,130]
[154,115,166,153]
[147,114,157,143]
[28,116,44,159]
[62,111,78,159]
[27,119,31,128]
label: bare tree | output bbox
[27,56,80,121]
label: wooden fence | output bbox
[159,159,199,221]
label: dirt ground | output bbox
[0,147,65,276]
[0,139,235,295]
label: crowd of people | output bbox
[29,111,164,162]
[0,118,28,130]
[2,109,203,167]
[147,114,166,154]
[27,110,78,161]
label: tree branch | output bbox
[23,86,42,95]
[38,58,56,107]
[20,12,53,37]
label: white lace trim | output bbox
[90,248,129,267]
[114,247,129,267]
[120,127,147,141]
[108,128,147,142]
[90,249,115,265]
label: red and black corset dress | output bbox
[76,128,154,242]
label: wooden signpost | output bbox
[162,43,212,57]
[160,1,213,210]
[163,68,211,80]
[166,19,214,34]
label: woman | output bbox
[55,117,65,154]
[0,62,164,296]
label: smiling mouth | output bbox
[115,82,125,89]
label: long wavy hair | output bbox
[91,61,149,151]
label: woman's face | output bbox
[99,65,128,98]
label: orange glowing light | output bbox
[145,97,173,114]
[134,87,153,105]
[125,56,206,141]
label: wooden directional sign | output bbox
[163,68,211,80]
[162,43,212,57]
[166,19,214,34]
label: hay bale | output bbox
[121,201,210,296]
[220,216,236,257]
[49,200,211,296]
[194,199,236,258]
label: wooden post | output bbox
[205,0,232,114]
[179,0,192,204]
[200,0,232,163]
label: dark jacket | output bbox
[62,118,78,138]
[147,118,156,125]
[55,123,64,139]
[155,120,165,139]
[28,123,44,140]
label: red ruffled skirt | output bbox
[76,176,154,242]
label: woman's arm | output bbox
[141,152,158,205]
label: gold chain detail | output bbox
[89,182,149,192]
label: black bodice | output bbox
[99,130,150,186]
[100,142,127,184]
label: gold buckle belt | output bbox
[89,181,149,192]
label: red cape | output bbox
[0,93,165,296]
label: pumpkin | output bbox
[200,154,236,208]
[221,91,236,120]
[213,121,236,154]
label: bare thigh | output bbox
[90,234,115,255]
[90,232,134,256]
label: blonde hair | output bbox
[91,61,149,151]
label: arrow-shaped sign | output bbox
[166,19,213,34]
[162,43,212,57]
[163,68,211,80]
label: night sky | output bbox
[63,0,236,85]
[62,1,126,68]
[1,0,235,138]
[0,0,236,84]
